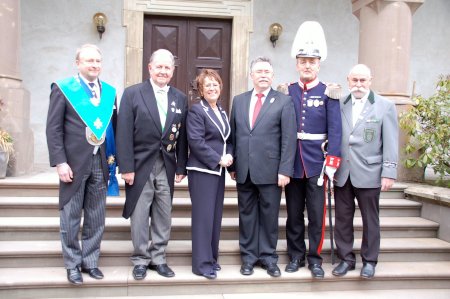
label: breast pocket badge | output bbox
[363,128,375,143]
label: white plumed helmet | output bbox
[291,21,327,61]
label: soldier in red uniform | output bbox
[284,21,342,279]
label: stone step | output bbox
[0,238,449,268]
[0,175,408,199]
[0,196,422,218]
[59,289,450,299]
[0,216,439,241]
[0,262,449,298]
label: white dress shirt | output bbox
[352,92,369,127]
[150,79,170,130]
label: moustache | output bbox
[350,87,368,93]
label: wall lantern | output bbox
[93,12,107,39]
[269,23,283,48]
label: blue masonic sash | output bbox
[55,76,116,140]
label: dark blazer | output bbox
[46,85,111,209]
[186,99,232,175]
[229,88,297,184]
[116,80,188,219]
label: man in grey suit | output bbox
[332,64,398,279]
[116,49,188,280]
[229,57,297,277]
[46,44,116,285]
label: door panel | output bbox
[188,19,231,113]
[143,17,187,91]
[143,16,232,113]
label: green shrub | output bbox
[400,75,450,186]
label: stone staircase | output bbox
[0,174,449,298]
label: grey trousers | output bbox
[130,154,172,266]
[60,153,106,269]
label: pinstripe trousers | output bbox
[130,154,172,266]
[59,153,106,269]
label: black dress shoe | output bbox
[149,263,175,278]
[308,264,324,279]
[201,270,217,280]
[285,259,306,273]
[81,267,104,279]
[261,263,281,277]
[360,263,376,279]
[213,263,221,271]
[132,265,147,280]
[67,267,83,285]
[332,261,355,277]
[240,263,254,276]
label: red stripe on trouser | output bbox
[317,176,328,254]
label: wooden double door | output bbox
[143,15,232,113]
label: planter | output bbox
[0,151,9,179]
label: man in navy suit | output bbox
[229,57,297,277]
[116,49,188,280]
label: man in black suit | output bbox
[116,49,188,280]
[46,44,116,285]
[229,57,297,277]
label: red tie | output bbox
[252,93,264,127]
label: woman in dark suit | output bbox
[186,69,233,279]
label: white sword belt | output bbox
[297,132,327,140]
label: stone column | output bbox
[352,0,424,181]
[0,0,34,176]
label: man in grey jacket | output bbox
[332,64,398,279]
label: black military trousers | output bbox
[285,175,326,265]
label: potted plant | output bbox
[0,129,14,178]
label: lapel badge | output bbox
[171,107,175,112]
[319,101,324,106]
[176,108,182,114]
[172,125,177,133]
[270,97,275,103]
[178,123,181,129]
[171,101,176,107]
[307,99,313,107]
[169,134,174,141]
[176,131,179,138]
[167,144,172,152]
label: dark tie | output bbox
[252,93,264,127]
[88,82,97,98]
